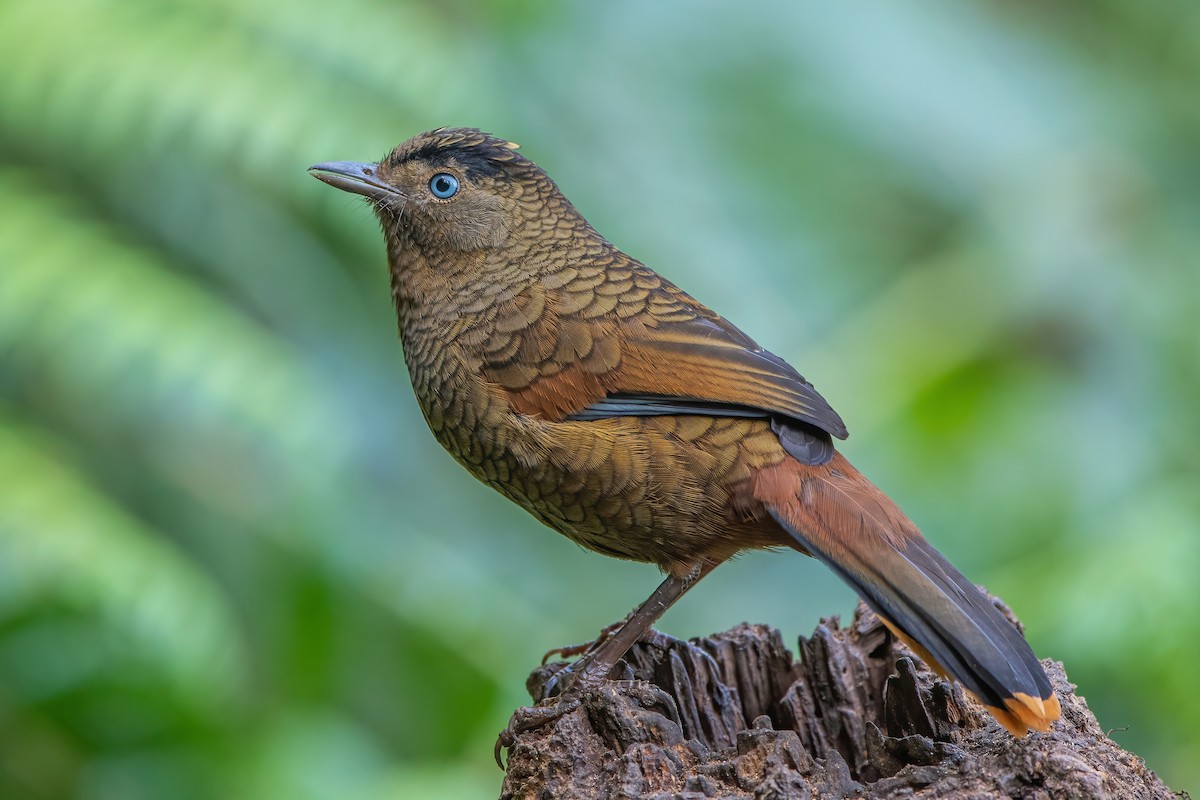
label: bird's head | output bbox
[310,127,587,256]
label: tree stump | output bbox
[498,601,1175,799]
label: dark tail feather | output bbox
[756,454,1059,735]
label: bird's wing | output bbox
[480,257,847,440]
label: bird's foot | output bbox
[495,653,619,768]
[540,620,624,664]
[494,693,584,767]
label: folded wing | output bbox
[481,256,846,445]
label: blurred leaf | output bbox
[0,418,242,702]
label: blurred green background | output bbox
[1,0,1196,797]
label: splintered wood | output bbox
[500,602,1173,800]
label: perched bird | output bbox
[309,128,1059,758]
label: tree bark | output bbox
[499,600,1175,799]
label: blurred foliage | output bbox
[1,0,1196,797]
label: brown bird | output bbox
[309,127,1060,759]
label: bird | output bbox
[308,127,1060,760]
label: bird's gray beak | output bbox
[308,161,402,200]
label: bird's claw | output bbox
[494,695,583,768]
[496,650,612,766]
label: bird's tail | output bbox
[752,451,1059,736]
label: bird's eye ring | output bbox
[429,173,459,199]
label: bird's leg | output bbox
[540,619,624,665]
[496,560,718,767]
[540,561,718,698]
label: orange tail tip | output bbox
[880,615,1061,736]
[985,691,1061,736]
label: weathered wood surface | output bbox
[499,601,1174,799]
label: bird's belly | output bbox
[424,387,788,565]
[401,330,789,565]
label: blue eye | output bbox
[429,173,459,199]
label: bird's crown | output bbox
[383,127,526,179]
